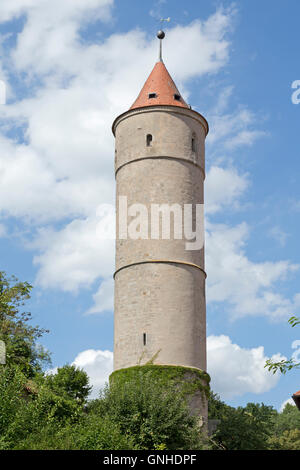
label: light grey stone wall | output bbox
[113,105,207,375]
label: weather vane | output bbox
[157,17,170,62]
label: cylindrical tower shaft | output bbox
[113,99,208,372]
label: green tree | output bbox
[267,403,300,449]
[0,365,26,448]
[209,393,277,450]
[0,271,50,377]
[272,403,300,435]
[268,429,300,450]
[45,364,92,404]
[0,365,85,449]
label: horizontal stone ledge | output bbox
[115,155,205,179]
[112,104,209,136]
[113,259,207,279]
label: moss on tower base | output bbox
[109,364,210,422]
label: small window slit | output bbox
[146,134,152,147]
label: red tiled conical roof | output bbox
[130,61,189,110]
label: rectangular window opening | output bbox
[143,333,147,346]
[148,93,157,99]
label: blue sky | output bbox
[0,0,299,410]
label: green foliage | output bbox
[267,402,300,451]
[15,414,136,450]
[272,403,300,435]
[0,365,84,449]
[268,429,300,450]
[288,316,300,328]
[45,364,92,404]
[104,370,210,450]
[1,364,210,450]
[0,365,26,447]
[2,270,299,451]
[0,271,50,377]
[208,393,277,450]
[265,357,300,375]
[110,364,210,402]
[265,315,300,374]
[65,414,136,450]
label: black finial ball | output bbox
[157,30,165,40]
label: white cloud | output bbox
[0,223,6,237]
[225,129,267,150]
[46,348,113,399]
[279,398,296,412]
[268,226,289,247]
[207,106,267,151]
[0,8,236,223]
[32,210,115,292]
[0,5,237,298]
[0,3,298,330]
[72,349,113,399]
[206,85,267,157]
[205,166,249,214]
[163,7,235,84]
[61,334,283,401]
[206,221,300,320]
[0,0,113,25]
[207,335,284,399]
[86,278,114,314]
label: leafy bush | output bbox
[45,364,92,404]
[209,393,276,450]
[96,370,210,450]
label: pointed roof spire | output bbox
[130,30,189,110]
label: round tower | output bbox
[112,32,209,420]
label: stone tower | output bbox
[112,31,209,419]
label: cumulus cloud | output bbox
[72,349,113,399]
[205,166,249,214]
[32,210,115,291]
[46,348,113,399]
[206,86,267,154]
[0,4,239,302]
[0,2,298,328]
[268,226,290,247]
[206,221,300,320]
[61,334,283,401]
[207,335,284,399]
[162,7,235,84]
[280,398,296,412]
[86,278,114,314]
[0,0,113,26]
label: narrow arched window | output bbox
[143,333,147,346]
[146,134,152,147]
[192,135,196,152]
